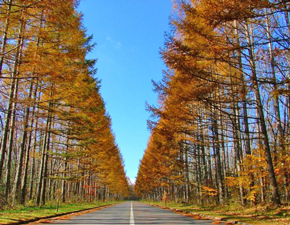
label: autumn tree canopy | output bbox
[136,0,290,205]
[0,0,129,206]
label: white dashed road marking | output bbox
[130,201,135,225]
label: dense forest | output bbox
[0,0,129,207]
[135,0,290,206]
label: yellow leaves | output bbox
[225,176,239,188]
[239,147,268,179]
[244,185,263,202]
[161,182,169,188]
[225,146,284,203]
[202,186,218,196]
[273,147,290,185]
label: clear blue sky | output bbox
[77,1,172,182]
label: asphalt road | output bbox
[41,201,213,225]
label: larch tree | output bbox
[0,0,129,206]
[136,0,290,206]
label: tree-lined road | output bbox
[40,201,213,225]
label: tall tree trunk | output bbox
[40,114,52,205]
[0,13,26,180]
[36,115,51,205]
[234,20,251,155]
[0,0,13,77]
[20,9,44,204]
[211,103,224,203]
[62,156,68,203]
[19,84,39,204]
[1,10,26,199]
[265,8,284,153]
[28,98,40,200]
[4,79,19,200]
[245,21,280,205]
[13,81,35,204]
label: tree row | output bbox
[0,0,129,207]
[135,0,290,206]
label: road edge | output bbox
[2,203,115,225]
[147,203,251,225]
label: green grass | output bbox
[143,201,290,225]
[0,201,117,224]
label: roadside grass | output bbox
[0,201,117,224]
[143,201,290,225]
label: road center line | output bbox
[130,201,135,225]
